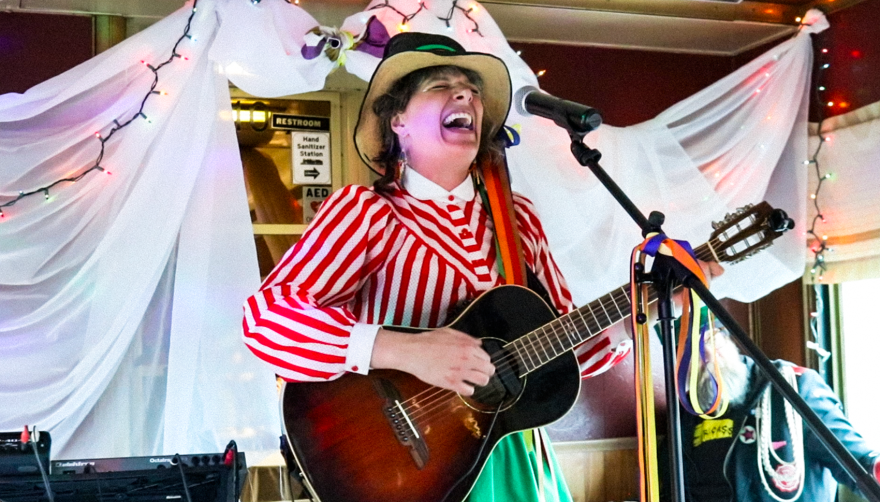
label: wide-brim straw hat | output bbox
[354,32,512,174]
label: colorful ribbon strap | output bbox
[630,234,728,419]
[474,126,526,286]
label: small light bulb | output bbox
[810,194,817,199]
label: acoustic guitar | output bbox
[281,202,794,502]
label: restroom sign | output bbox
[292,132,331,185]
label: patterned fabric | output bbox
[242,172,625,382]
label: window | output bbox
[839,278,880,447]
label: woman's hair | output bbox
[370,65,504,193]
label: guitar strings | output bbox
[481,240,720,377]
[404,257,699,424]
[407,237,721,408]
[403,297,622,425]
[403,265,671,423]
[397,237,729,428]
[402,249,746,429]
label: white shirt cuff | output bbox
[346,323,381,375]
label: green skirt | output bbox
[465,429,572,502]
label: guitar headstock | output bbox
[704,202,795,264]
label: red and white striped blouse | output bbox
[242,169,630,382]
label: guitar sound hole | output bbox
[461,338,525,413]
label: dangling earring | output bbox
[397,149,408,180]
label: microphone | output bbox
[514,86,602,134]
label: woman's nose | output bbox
[452,86,473,102]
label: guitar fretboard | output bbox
[505,241,717,376]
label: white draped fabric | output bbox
[505,19,825,305]
[0,0,822,458]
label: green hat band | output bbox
[416,44,457,52]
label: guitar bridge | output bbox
[373,378,430,469]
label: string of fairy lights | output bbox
[800,17,837,368]
[0,0,501,221]
[803,25,836,283]
[369,0,483,36]
[366,0,552,77]
[0,1,200,220]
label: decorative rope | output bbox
[756,365,805,501]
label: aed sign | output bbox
[292,132,331,185]
[304,186,331,223]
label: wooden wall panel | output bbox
[509,42,740,127]
[0,13,93,95]
[554,439,639,502]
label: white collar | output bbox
[400,166,475,202]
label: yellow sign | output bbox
[693,419,735,447]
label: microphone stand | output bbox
[565,130,880,502]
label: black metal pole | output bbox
[653,264,687,502]
[570,136,684,502]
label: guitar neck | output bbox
[506,241,716,376]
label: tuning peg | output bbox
[768,209,795,232]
